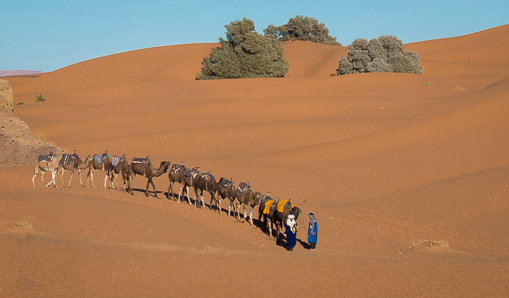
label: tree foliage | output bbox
[197,18,289,80]
[337,35,423,75]
[264,15,340,46]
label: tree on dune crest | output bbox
[264,15,341,46]
[197,18,289,80]
[337,35,423,75]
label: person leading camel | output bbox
[284,214,297,252]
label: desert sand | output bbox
[1,24,509,297]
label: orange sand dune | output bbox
[2,24,509,296]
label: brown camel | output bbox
[196,171,218,212]
[32,153,60,189]
[130,158,170,198]
[235,181,262,225]
[110,154,133,194]
[57,154,93,188]
[258,194,279,237]
[87,151,113,188]
[180,167,205,207]
[217,177,237,217]
[167,162,186,201]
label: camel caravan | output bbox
[32,151,302,241]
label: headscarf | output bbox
[308,212,316,232]
[286,214,296,227]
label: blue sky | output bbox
[2,0,507,72]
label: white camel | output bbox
[32,155,60,189]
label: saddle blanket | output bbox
[263,199,275,215]
[184,168,199,178]
[236,182,251,197]
[132,157,148,164]
[93,154,103,163]
[170,164,184,174]
[199,171,214,180]
[277,199,293,213]
[111,155,121,167]
[38,154,55,162]
[62,154,76,165]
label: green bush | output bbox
[197,18,289,80]
[337,35,422,75]
[264,15,341,46]
[34,94,46,103]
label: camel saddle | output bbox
[184,168,199,178]
[62,154,78,165]
[219,178,234,189]
[37,153,55,163]
[236,182,252,197]
[132,157,149,164]
[199,171,214,180]
[170,164,185,174]
[111,155,122,167]
[277,199,293,213]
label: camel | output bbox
[235,181,261,225]
[32,154,60,189]
[258,194,279,237]
[130,158,170,198]
[57,153,93,188]
[274,199,301,243]
[167,163,186,201]
[196,171,218,212]
[87,151,113,188]
[217,177,237,217]
[110,154,133,194]
[180,167,206,207]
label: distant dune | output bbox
[1,24,509,297]
[0,70,41,77]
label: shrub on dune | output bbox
[337,35,423,75]
[197,18,289,80]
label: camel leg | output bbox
[145,180,150,197]
[193,186,198,207]
[87,169,97,188]
[151,179,158,198]
[199,189,206,209]
[166,179,173,200]
[32,167,39,189]
[249,208,254,226]
[59,168,66,187]
[177,185,184,203]
[48,169,57,188]
[185,186,192,205]
[67,169,75,188]
[103,172,108,188]
[78,169,84,187]
[267,219,272,238]
[216,198,223,215]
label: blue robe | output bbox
[308,221,317,244]
[285,224,297,249]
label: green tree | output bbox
[265,15,341,46]
[337,35,422,75]
[197,18,289,80]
